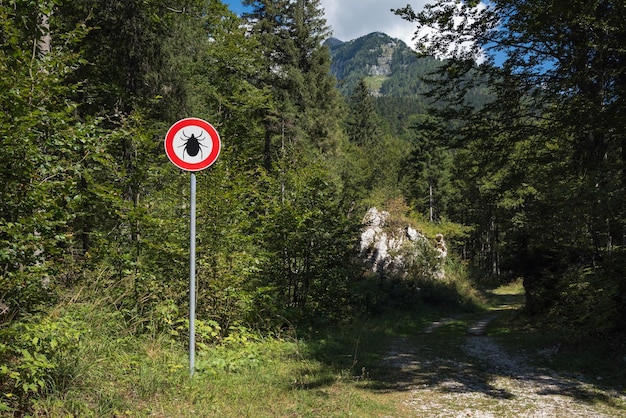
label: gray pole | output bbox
[189,172,196,377]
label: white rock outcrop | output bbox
[359,207,446,278]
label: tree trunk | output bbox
[37,12,51,57]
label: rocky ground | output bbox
[379,303,626,417]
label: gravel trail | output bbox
[381,316,626,417]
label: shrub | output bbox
[0,315,84,414]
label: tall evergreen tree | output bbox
[402,114,453,222]
[243,0,356,317]
[346,79,383,146]
[244,0,342,162]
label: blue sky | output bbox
[223,0,251,15]
[222,0,428,48]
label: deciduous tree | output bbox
[396,0,626,332]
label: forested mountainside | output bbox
[326,32,491,136]
[327,32,438,136]
[326,32,438,97]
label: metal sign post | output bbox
[164,118,221,377]
[189,172,197,377]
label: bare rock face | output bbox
[359,208,446,278]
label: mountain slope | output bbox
[326,32,492,137]
[326,32,441,98]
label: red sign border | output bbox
[165,118,221,171]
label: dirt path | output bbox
[380,293,626,417]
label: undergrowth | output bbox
[0,297,400,417]
[2,279,625,416]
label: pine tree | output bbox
[346,79,383,146]
[402,114,453,222]
[243,0,356,316]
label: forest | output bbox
[1,0,625,414]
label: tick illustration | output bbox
[178,131,207,160]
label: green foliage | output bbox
[11,298,407,417]
[257,161,361,323]
[0,0,102,316]
[0,315,84,413]
[525,248,626,340]
[553,266,619,337]
[3,0,626,411]
[0,0,487,412]
[394,0,626,334]
[401,113,455,221]
[346,79,383,146]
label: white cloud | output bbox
[413,1,488,62]
[320,0,429,48]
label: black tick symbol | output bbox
[178,131,207,160]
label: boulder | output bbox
[359,207,446,278]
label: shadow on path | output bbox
[365,286,624,417]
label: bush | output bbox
[518,246,626,339]
[0,315,84,414]
[549,264,621,339]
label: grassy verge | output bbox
[7,281,625,416]
[16,303,406,417]
[11,297,478,417]
[486,280,626,391]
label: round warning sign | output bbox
[164,118,221,171]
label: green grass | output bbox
[15,301,476,417]
[7,281,626,417]
[363,75,388,95]
[19,302,406,417]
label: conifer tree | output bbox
[243,0,355,316]
[347,79,382,146]
[403,114,453,222]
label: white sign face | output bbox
[172,126,214,163]
[165,118,221,172]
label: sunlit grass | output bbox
[17,281,625,417]
[490,278,525,296]
[363,75,387,95]
[27,302,405,417]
